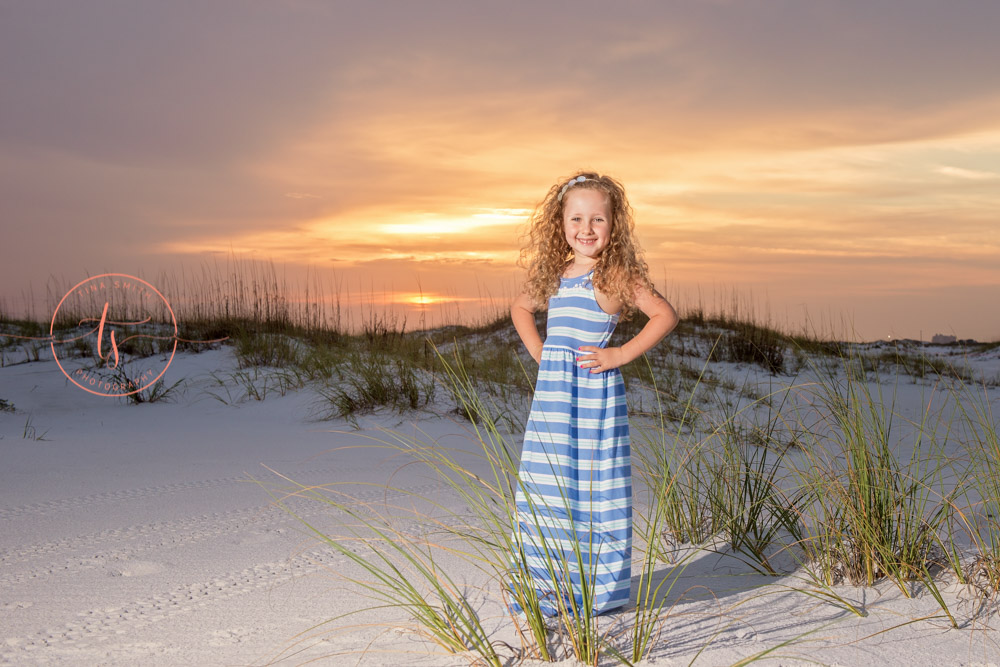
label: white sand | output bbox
[2,342,1000,665]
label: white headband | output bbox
[557,175,593,201]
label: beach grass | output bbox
[953,384,1000,596]
[258,337,997,662]
[4,264,1000,662]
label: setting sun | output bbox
[406,294,445,306]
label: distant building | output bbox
[931,334,957,344]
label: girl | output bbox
[510,171,678,616]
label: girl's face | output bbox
[562,188,611,262]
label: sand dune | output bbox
[2,340,1000,665]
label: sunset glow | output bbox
[2,2,999,340]
[398,293,478,307]
[378,210,526,237]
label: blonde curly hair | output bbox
[519,171,653,318]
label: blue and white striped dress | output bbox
[512,270,631,616]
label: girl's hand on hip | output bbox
[577,346,625,373]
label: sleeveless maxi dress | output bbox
[511,270,632,616]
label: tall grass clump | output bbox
[716,322,786,375]
[233,328,302,368]
[155,257,342,335]
[316,352,435,424]
[205,367,306,404]
[644,442,717,554]
[0,319,49,367]
[706,391,805,575]
[669,296,789,375]
[789,356,958,623]
[953,385,1000,594]
[631,349,724,557]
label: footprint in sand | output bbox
[108,560,167,577]
[207,627,254,646]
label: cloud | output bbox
[936,166,1000,180]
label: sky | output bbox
[2,0,999,341]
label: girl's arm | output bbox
[511,292,544,364]
[577,284,678,374]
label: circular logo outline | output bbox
[50,273,178,397]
